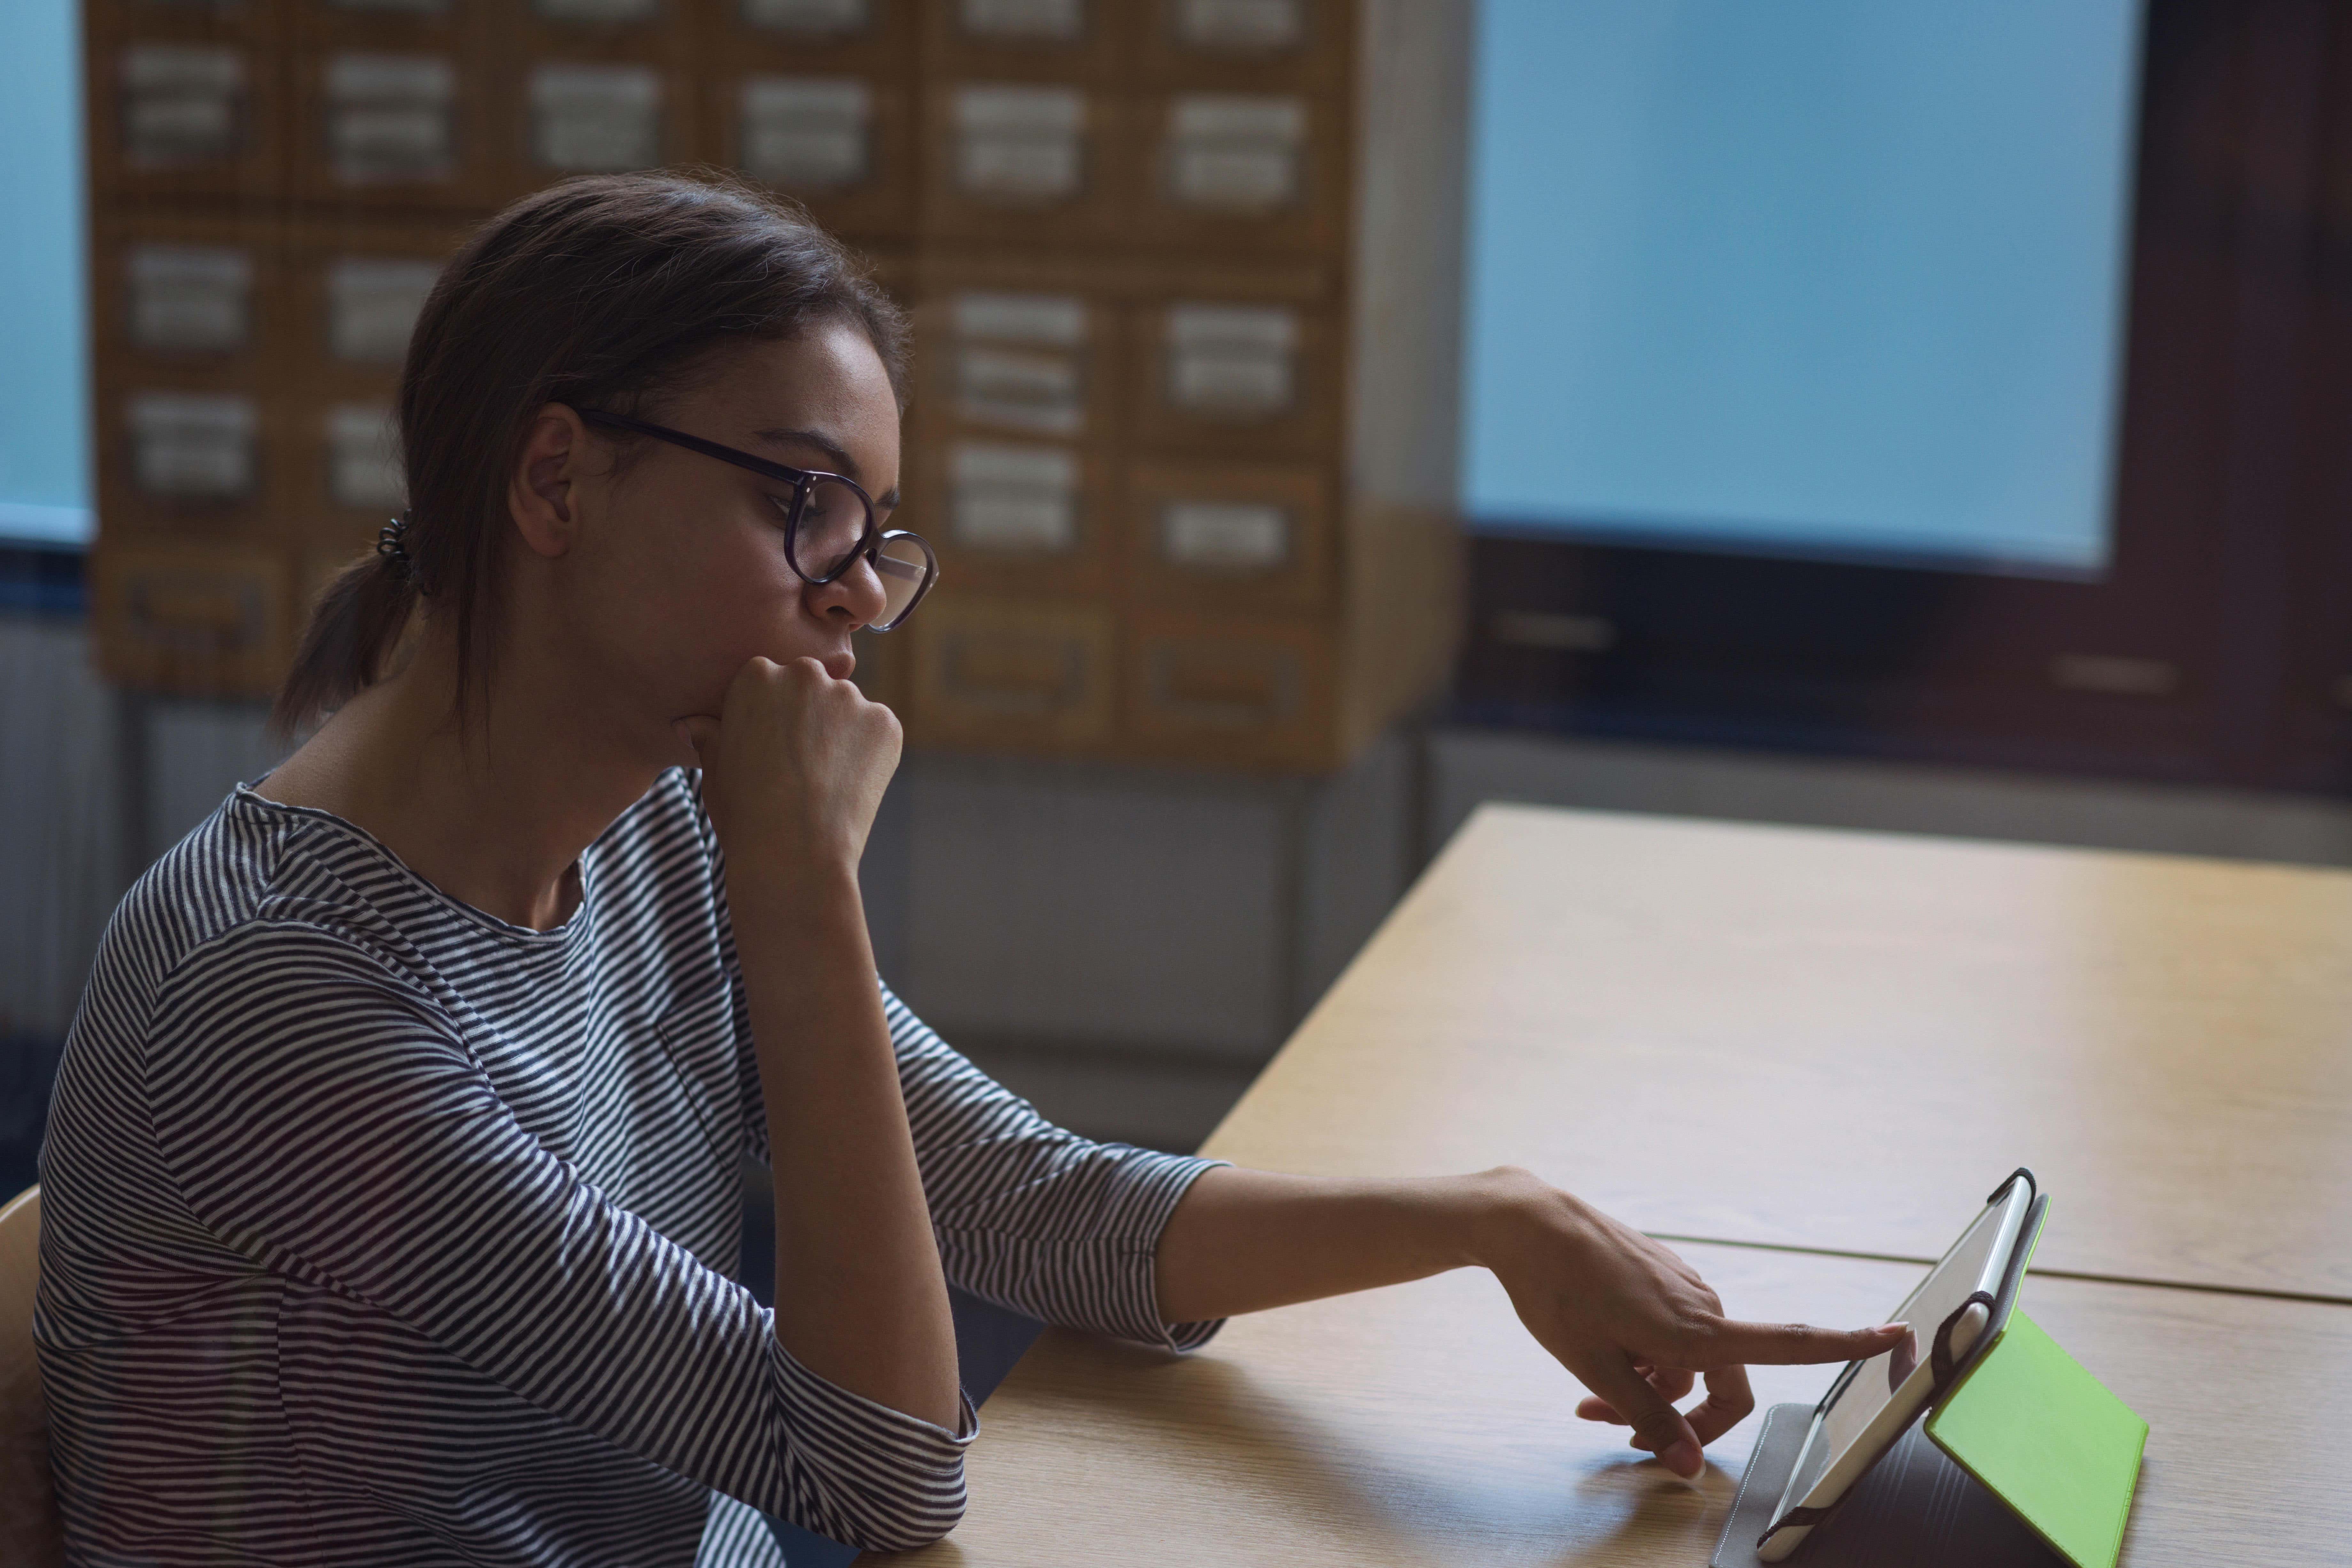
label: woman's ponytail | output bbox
[269,540,421,737]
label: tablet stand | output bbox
[1715,1401,2060,1567]
[1712,1175,2147,1568]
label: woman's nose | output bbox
[810,546,888,627]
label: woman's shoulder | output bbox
[94,786,432,1016]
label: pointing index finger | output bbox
[1706,1319,1910,1367]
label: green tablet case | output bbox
[1711,1173,2147,1568]
[1922,1309,2147,1568]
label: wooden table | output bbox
[895,805,2352,1566]
[923,1247,2345,1567]
[1214,806,2352,1301]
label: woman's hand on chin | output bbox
[676,654,902,881]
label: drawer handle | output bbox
[1146,644,1299,725]
[943,631,1088,713]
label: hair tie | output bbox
[376,514,416,582]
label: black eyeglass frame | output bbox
[574,406,938,630]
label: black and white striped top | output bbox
[35,770,1223,1565]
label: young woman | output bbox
[35,173,1900,1565]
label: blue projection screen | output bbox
[1461,1,2144,574]
[0,0,89,547]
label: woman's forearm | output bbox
[733,861,960,1431]
[1152,1164,1535,1324]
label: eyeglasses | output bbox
[576,407,938,632]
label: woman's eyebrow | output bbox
[751,425,860,479]
[750,425,899,510]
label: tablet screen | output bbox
[1780,1193,2022,1509]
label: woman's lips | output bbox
[821,648,857,681]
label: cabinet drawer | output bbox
[710,0,914,71]
[88,0,290,204]
[1126,613,1333,767]
[909,425,1115,598]
[1128,293,1336,458]
[94,213,287,387]
[92,540,292,698]
[923,0,1124,85]
[286,3,496,209]
[909,597,1116,751]
[283,220,467,390]
[714,68,917,240]
[96,375,294,545]
[921,81,1126,246]
[915,281,1121,443]
[488,6,708,205]
[1126,460,1329,612]
[1134,0,1348,95]
[1125,88,1341,254]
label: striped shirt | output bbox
[35,770,1223,1565]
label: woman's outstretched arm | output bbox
[1153,1165,1905,1478]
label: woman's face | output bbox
[548,320,902,764]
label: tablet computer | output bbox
[1754,1170,2040,1562]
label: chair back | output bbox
[0,1186,64,1565]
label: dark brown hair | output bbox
[271,169,910,735]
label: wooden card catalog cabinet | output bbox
[76,0,1469,733]
[888,0,1467,771]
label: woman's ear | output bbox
[508,404,592,559]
